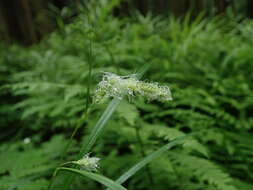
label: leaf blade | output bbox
[57,167,128,190]
[79,97,121,157]
[106,133,196,190]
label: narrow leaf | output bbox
[106,134,195,190]
[79,97,121,157]
[57,64,150,190]
[78,64,150,157]
[57,167,128,190]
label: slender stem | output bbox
[134,124,154,185]
[47,108,89,190]
[85,24,93,113]
[60,111,89,161]
[48,10,95,190]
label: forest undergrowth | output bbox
[0,1,253,190]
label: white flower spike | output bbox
[23,137,31,144]
[74,153,100,172]
[94,72,172,103]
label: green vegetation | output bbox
[1,1,253,190]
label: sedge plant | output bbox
[51,69,198,190]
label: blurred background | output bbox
[0,0,252,45]
[0,1,253,190]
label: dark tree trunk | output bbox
[136,0,149,15]
[169,0,182,17]
[0,1,23,44]
[114,1,130,17]
[247,0,253,18]
[0,0,38,45]
[155,0,165,14]
[20,0,37,44]
[215,0,230,14]
[0,4,10,43]
[190,0,205,17]
[169,0,189,17]
[52,0,71,9]
[196,0,204,12]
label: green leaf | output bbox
[59,64,150,190]
[145,124,208,157]
[79,98,121,157]
[79,63,150,157]
[170,153,237,190]
[56,98,121,190]
[106,134,193,190]
[56,167,128,190]
[183,139,209,157]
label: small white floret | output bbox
[74,153,100,172]
[23,137,31,144]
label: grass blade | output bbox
[56,167,128,190]
[106,134,195,189]
[55,64,150,190]
[79,97,121,157]
[78,63,150,158]
[57,98,121,190]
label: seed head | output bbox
[93,72,172,103]
[74,153,100,172]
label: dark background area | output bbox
[0,0,253,45]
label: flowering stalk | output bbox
[54,153,100,176]
[93,72,172,104]
[73,153,100,172]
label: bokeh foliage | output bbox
[0,1,253,190]
[0,0,252,45]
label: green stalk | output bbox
[49,62,150,190]
[60,65,149,189]
[85,23,93,114]
[48,8,94,190]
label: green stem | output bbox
[48,10,95,190]
[85,24,93,113]
[47,109,89,190]
[49,63,150,190]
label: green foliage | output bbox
[170,153,236,190]
[0,135,67,190]
[1,1,253,190]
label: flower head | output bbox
[74,153,100,172]
[93,72,172,103]
[23,137,31,144]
